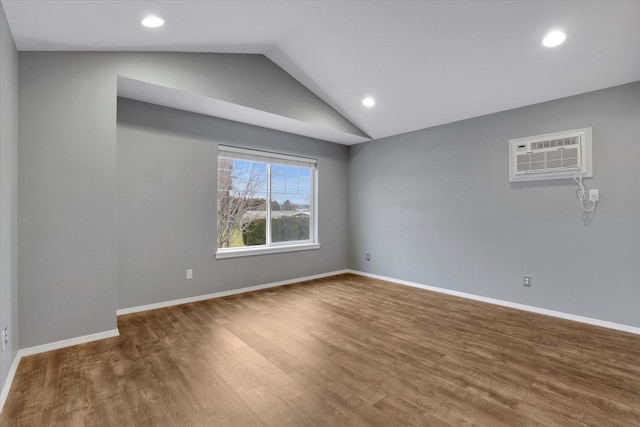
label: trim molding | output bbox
[0,352,21,415]
[117,269,350,315]
[216,243,320,259]
[348,270,640,336]
[0,328,119,413]
[18,329,121,358]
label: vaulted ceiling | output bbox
[2,0,639,142]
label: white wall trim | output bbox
[348,270,640,336]
[18,329,121,358]
[0,352,21,415]
[216,243,320,259]
[117,269,350,316]
[0,328,120,413]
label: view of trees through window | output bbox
[217,151,314,250]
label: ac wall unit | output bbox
[508,127,592,182]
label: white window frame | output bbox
[215,145,319,259]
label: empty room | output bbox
[1,1,639,425]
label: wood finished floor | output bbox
[2,273,639,426]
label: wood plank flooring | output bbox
[2,273,639,426]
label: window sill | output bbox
[215,243,320,259]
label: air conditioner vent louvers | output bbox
[529,136,579,150]
[516,147,578,173]
[508,128,592,182]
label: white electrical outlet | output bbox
[1,327,7,352]
[589,189,599,202]
[186,269,193,280]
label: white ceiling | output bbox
[3,0,640,141]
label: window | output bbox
[216,146,319,258]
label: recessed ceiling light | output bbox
[142,16,164,28]
[362,97,375,107]
[542,31,566,47]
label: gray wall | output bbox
[18,51,354,348]
[350,82,640,327]
[117,99,349,309]
[115,52,366,137]
[14,48,640,351]
[0,2,19,390]
[18,53,119,348]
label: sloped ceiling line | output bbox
[117,75,371,145]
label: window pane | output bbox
[285,176,299,194]
[272,164,286,175]
[271,212,310,242]
[285,166,298,176]
[299,177,311,194]
[218,147,316,252]
[217,158,267,248]
[242,212,266,246]
[270,166,312,242]
[271,174,285,193]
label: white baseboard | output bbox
[0,328,119,414]
[0,352,21,415]
[117,269,351,316]
[18,328,121,358]
[348,270,640,336]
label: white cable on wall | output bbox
[573,172,597,213]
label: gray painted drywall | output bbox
[15,47,640,353]
[350,82,640,327]
[0,2,19,391]
[18,51,355,347]
[18,53,119,348]
[117,99,349,309]
[114,52,367,138]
